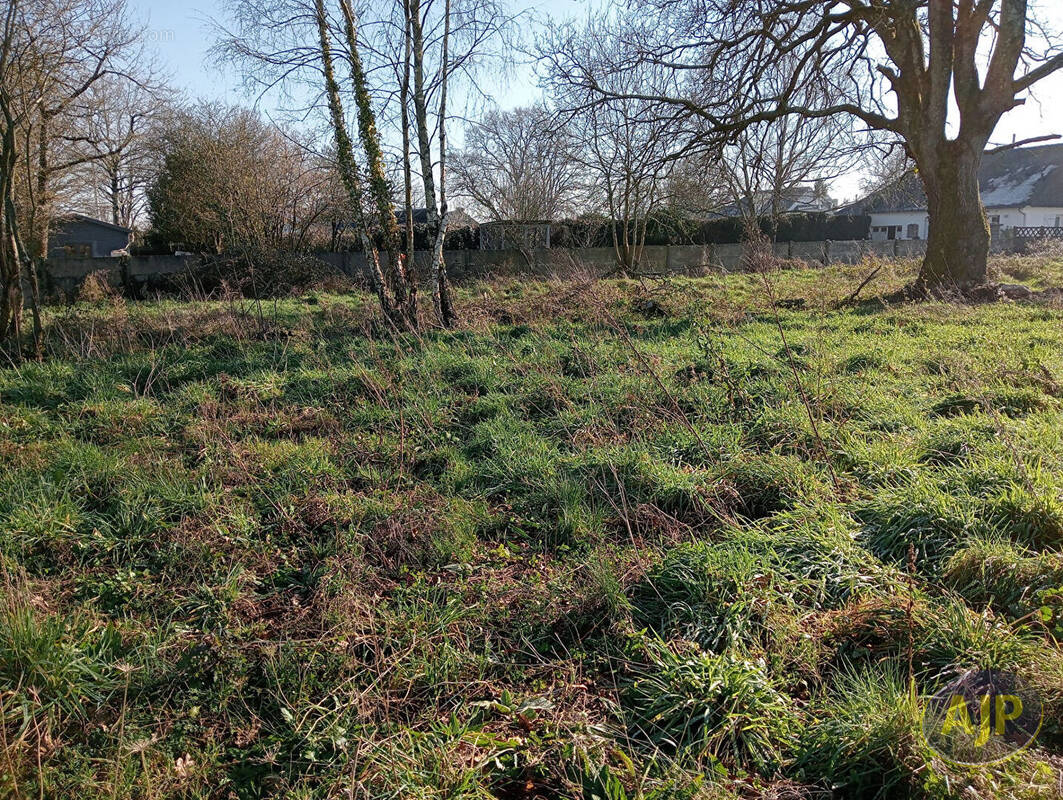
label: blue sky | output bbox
[133,0,1063,201]
[133,0,581,106]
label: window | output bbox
[907,224,920,239]
[989,215,1001,226]
[62,243,92,258]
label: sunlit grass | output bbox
[1,258,1061,798]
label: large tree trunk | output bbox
[917,141,990,291]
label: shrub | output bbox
[76,269,122,303]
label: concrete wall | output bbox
[43,236,1027,295]
[44,254,196,294]
[319,241,931,282]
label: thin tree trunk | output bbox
[22,112,49,358]
[400,0,415,261]
[408,0,451,324]
[432,0,456,326]
[313,0,393,320]
[111,167,121,226]
[337,0,415,326]
[25,255,43,358]
[3,193,26,346]
[408,0,437,225]
[0,118,22,344]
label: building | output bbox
[395,207,478,228]
[707,186,837,219]
[844,143,1063,241]
[49,214,132,258]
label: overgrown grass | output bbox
[1,257,1062,798]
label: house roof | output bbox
[55,213,133,234]
[397,207,479,227]
[338,208,479,230]
[707,188,836,219]
[845,142,1063,214]
[479,219,555,227]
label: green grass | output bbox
[1,257,1062,798]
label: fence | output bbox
[1012,226,1063,241]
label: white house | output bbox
[844,143,1063,241]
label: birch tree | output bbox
[406,0,455,325]
[218,0,417,326]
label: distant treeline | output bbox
[549,213,872,248]
[451,212,871,250]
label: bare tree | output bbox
[312,0,400,321]
[73,75,171,229]
[375,0,512,325]
[217,0,513,325]
[1,0,150,353]
[217,0,416,326]
[860,141,918,198]
[544,18,687,273]
[407,0,455,325]
[710,60,864,229]
[450,105,580,222]
[337,0,415,326]
[548,0,1063,293]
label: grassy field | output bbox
[2,256,1063,799]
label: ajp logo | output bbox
[922,670,1042,765]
